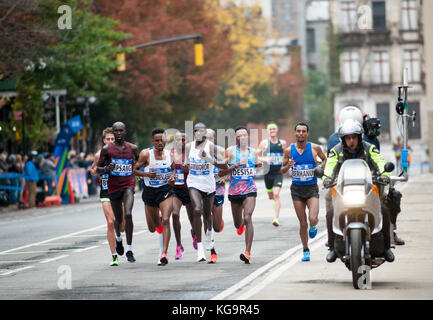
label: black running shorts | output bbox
[290,184,319,203]
[142,184,173,208]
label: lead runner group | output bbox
[90,120,326,267]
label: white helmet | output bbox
[338,119,364,140]
[338,106,363,125]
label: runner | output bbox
[133,128,175,266]
[205,129,226,234]
[185,122,227,263]
[258,123,287,227]
[96,122,139,263]
[222,126,262,264]
[171,130,196,260]
[90,127,120,266]
[280,122,326,262]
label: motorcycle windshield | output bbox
[337,159,372,191]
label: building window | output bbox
[404,49,421,82]
[342,51,360,84]
[372,1,386,30]
[407,102,421,139]
[402,0,418,30]
[307,28,316,53]
[341,1,357,32]
[376,103,390,140]
[372,51,390,84]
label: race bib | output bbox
[190,158,210,175]
[232,164,256,181]
[175,169,185,185]
[101,173,108,190]
[110,158,133,176]
[148,167,172,186]
[269,152,283,165]
[292,164,315,182]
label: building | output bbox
[424,0,433,172]
[330,0,429,168]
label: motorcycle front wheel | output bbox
[350,229,366,289]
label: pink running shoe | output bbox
[175,245,184,260]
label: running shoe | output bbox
[191,229,198,250]
[126,250,136,263]
[272,218,280,227]
[301,249,310,262]
[110,255,119,266]
[197,253,206,262]
[240,251,251,264]
[159,253,168,266]
[115,239,124,256]
[175,245,184,260]
[236,224,245,236]
[204,229,215,251]
[208,253,218,264]
[156,223,163,234]
[309,224,318,239]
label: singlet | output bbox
[107,142,135,194]
[187,140,215,194]
[142,148,172,188]
[229,146,257,196]
[172,150,188,189]
[290,142,317,186]
[214,145,225,196]
[265,139,284,174]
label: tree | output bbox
[1,0,130,151]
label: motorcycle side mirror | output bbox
[314,167,325,178]
[384,162,395,173]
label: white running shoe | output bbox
[204,229,215,251]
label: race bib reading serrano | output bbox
[292,164,315,182]
[110,158,133,176]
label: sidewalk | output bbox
[228,173,433,299]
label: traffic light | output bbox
[116,53,126,71]
[194,41,204,67]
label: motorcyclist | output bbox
[323,119,395,263]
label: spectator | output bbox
[8,154,24,204]
[40,153,56,195]
[24,154,39,208]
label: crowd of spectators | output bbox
[0,150,97,209]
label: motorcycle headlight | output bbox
[343,190,366,206]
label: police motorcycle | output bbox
[315,160,395,289]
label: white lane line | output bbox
[0,250,68,255]
[74,246,99,253]
[0,260,42,263]
[40,255,69,264]
[236,234,327,300]
[211,230,327,300]
[0,224,106,255]
[0,266,35,276]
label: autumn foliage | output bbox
[97,0,233,127]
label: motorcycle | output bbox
[315,159,395,289]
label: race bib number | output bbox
[292,164,315,182]
[269,152,283,165]
[101,173,108,190]
[148,167,172,186]
[190,158,210,175]
[110,158,133,176]
[175,169,185,185]
[232,165,255,181]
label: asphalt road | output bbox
[0,178,327,300]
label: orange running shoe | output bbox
[240,251,251,264]
[236,224,245,235]
[156,223,163,234]
[159,253,168,266]
[208,253,218,264]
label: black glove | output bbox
[323,178,334,188]
[377,175,390,185]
